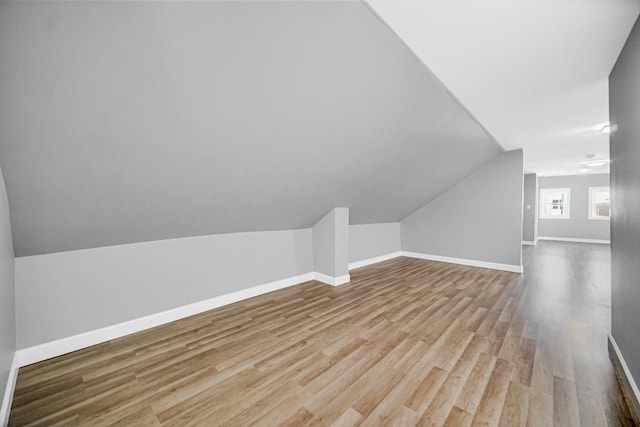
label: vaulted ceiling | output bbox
[0,1,502,256]
[366,0,640,176]
[3,0,635,256]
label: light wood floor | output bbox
[9,242,636,426]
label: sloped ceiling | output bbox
[0,1,502,256]
[366,0,640,176]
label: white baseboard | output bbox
[314,272,350,287]
[13,249,522,369]
[352,251,523,273]
[1,353,20,427]
[538,236,610,244]
[15,270,356,368]
[348,251,402,270]
[608,335,640,420]
[16,272,316,367]
[401,251,523,273]
[522,240,536,246]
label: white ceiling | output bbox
[365,0,640,176]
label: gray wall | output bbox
[538,174,610,241]
[0,164,15,411]
[522,173,538,243]
[15,229,313,349]
[610,15,640,391]
[312,208,349,278]
[313,210,337,278]
[334,209,349,278]
[0,1,503,256]
[401,149,524,267]
[349,223,401,263]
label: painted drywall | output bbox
[313,210,337,277]
[349,223,401,262]
[0,163,15,413]
[401,149,524,268]
[522,174,538,243]
[15,229,313,349]
[312,208,349,278]
[610,15,640,392]
[0,1,503,256]
[334,209,349,278]
[538,174,610,241]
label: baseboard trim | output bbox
[15,270,357,367]
[348,251,402,270]
[538,236,610,244]
[16,272,316,367]
[314,272,350,287]
[522,240,536,246]
[401,251,523,273]
[1,353,19,426]
[608,335,640,422]
[12,249,521,370]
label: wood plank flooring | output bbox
[9,242,636,426]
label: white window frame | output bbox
[588,186,611,221]
[539,188,571,220]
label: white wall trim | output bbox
[608,335,640,419]
[12,250,520,370]
[348,251,402,270]
[522,240,536,246]
[538,236,610,244]
[1,353,20,427]
[401,251,523,273]
[16,272,315,367]
[15,270,358,368]
[313,272,350,287]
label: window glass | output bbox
[589,187,610,220]
[540,188,571,219]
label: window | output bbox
[540,188,571,219]
[589,186,610,220]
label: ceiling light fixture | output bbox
[586,161,607,167]
[578,168,589,174]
